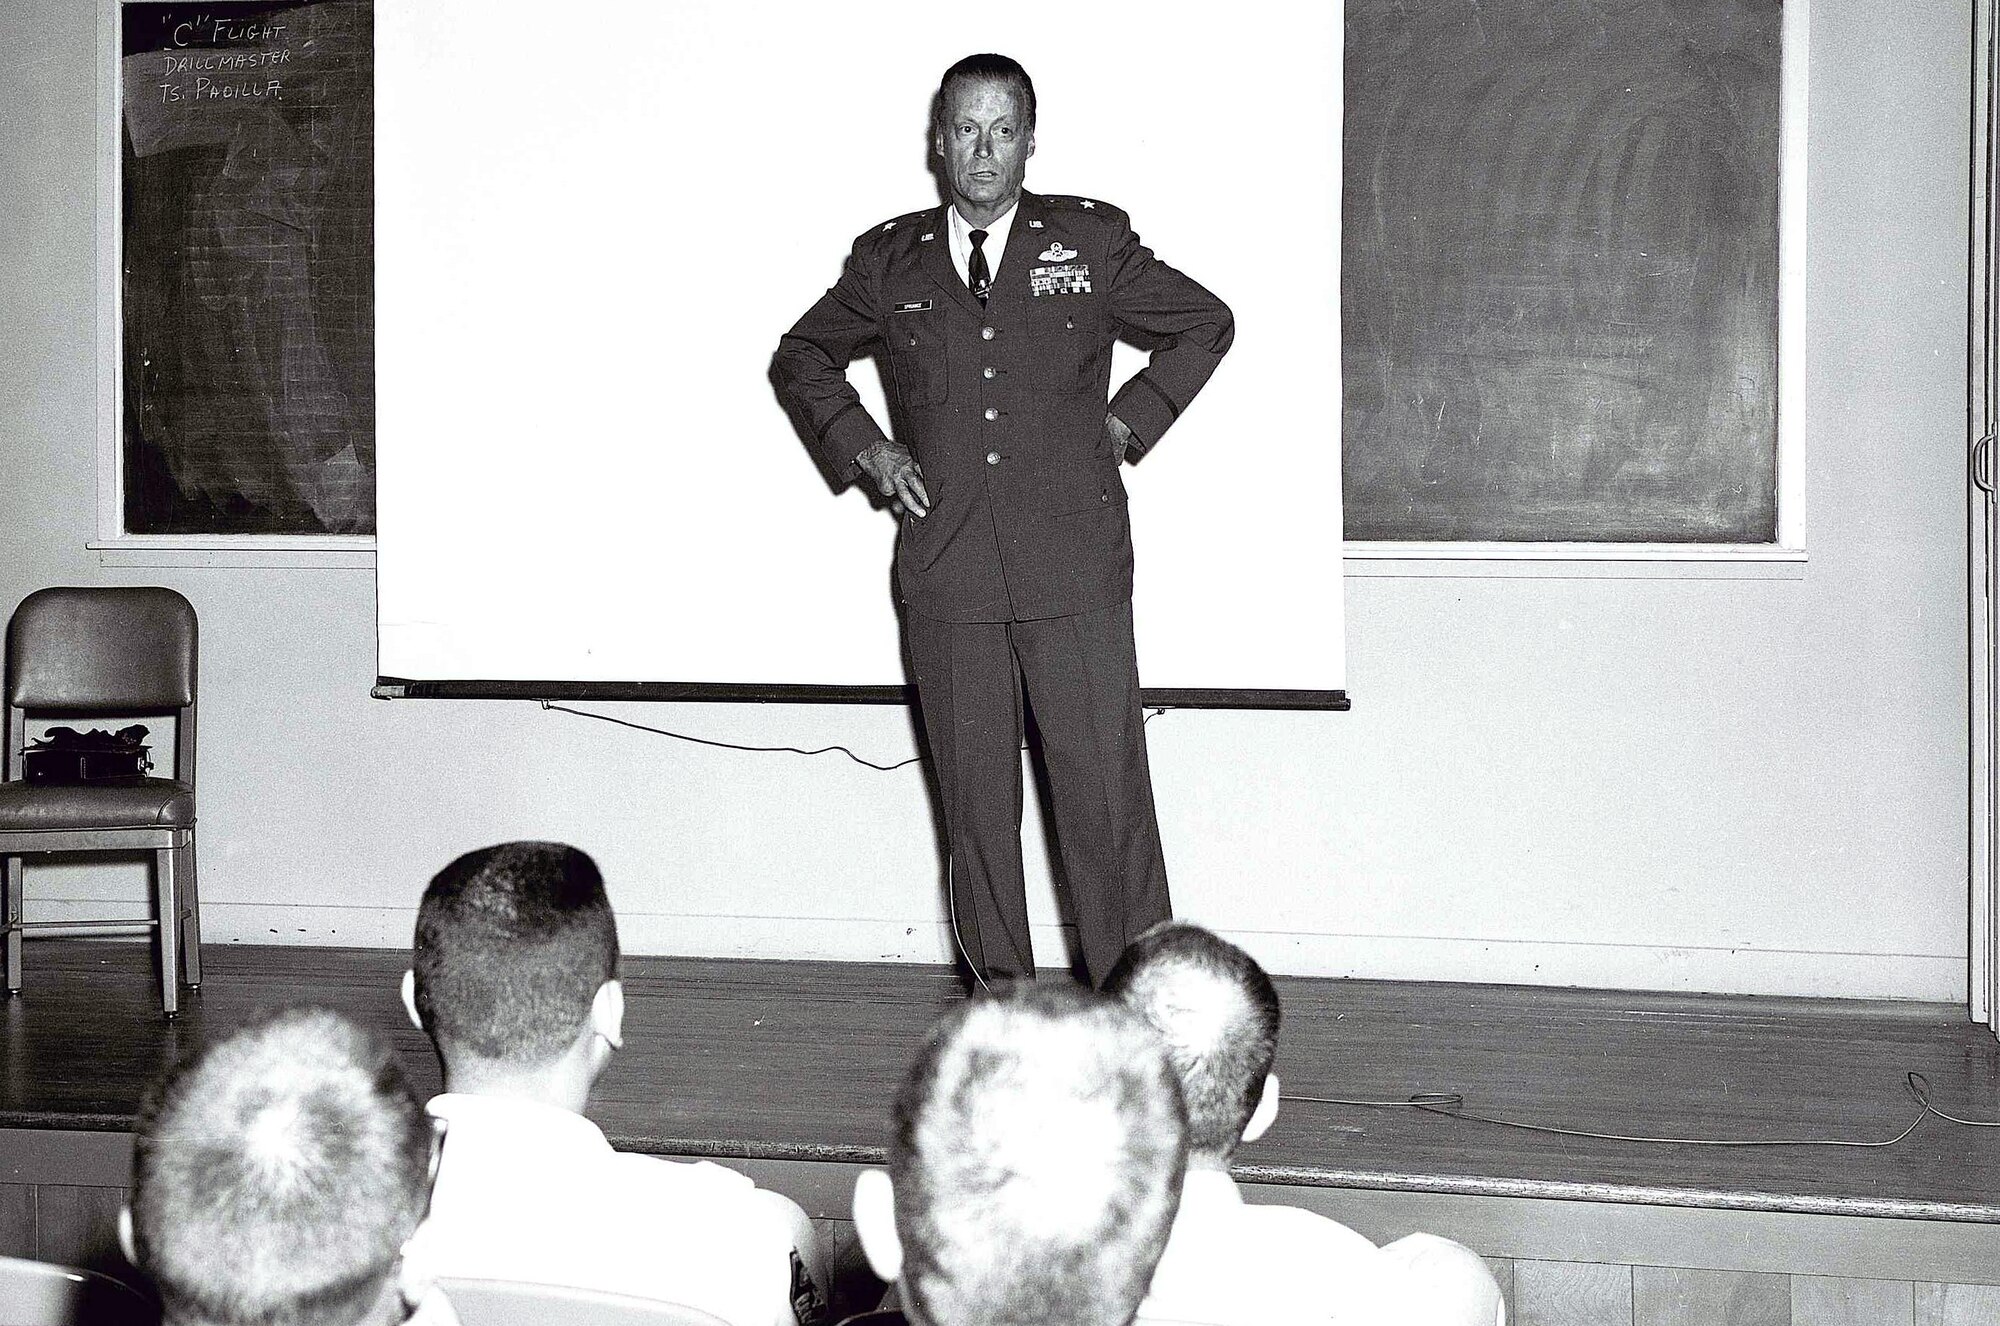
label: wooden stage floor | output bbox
[5,941,2000,1228]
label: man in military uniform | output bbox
[773,54,1233,988]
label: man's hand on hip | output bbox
[857,441,930,518]
[1103,413,1136,461]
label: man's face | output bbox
[934,77,1034,223]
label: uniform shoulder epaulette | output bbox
[857,208,934,246]
[1041,194,1128,223]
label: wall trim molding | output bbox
[22,899,1962,1002]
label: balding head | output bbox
[875,983,1188,1326]
[129,1007,435,1326]
[1105,922,1282,1165]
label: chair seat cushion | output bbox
[0,778,194,831]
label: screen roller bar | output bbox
[373,678,1350,711]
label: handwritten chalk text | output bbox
[157,77,284,104]
[162,49,293,75]
[170,16,287,47]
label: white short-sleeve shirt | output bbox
[407,1093,807,1326]
[1140,1170,1503,1326]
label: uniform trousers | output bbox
[906,597,1172,985]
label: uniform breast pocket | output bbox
[888,316,948,408]
[1028,299,1110,395]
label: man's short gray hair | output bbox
[1105,922,1282,1163]
[131,1007,434,1326]
[891,983,1188,1326]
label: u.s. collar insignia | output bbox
[1038,241,1077,262]
[919,232,935,242]
[1028,219,1044,228]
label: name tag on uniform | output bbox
[893,299,934,313]
[1030,263,1092,297]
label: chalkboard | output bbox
[1342,0,1783,543]
[120,1,373,536]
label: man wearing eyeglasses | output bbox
[774,53,1234,990]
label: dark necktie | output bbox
[968,228,991,305]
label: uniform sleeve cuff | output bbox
[1110,375,1180,452]
[822,404,889,480]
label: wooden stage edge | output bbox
[5,942,2000,1285]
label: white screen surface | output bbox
[375,1,1344,693]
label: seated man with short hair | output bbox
[1106,922,1505,1326]
[401,840,824,1326]
[122,1006,450,1326]
[842,984,1190,1326]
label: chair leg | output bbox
[153,847,179,1019]
[175,836,201,990]
[4,856,21,996]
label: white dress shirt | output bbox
[406,1094,806,1326]
[1140,1170,1505,1326]
[948,200,1019,292]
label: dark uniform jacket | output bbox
[774,191,1234,623]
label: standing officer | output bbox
[773,54,1233,987]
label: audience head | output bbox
[1104,921,1283,1166]
[406,840,622,1080]
[125,1007,437,1326]
[853,983,1189,1326]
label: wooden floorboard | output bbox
[3,941,1998,1221]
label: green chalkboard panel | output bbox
[120,0,373,535]
[1342,0,1782,543]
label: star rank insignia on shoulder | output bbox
[868,208,931,240]
[1044,194,1120,219]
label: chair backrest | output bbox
[0,1255,156,1326]
[8,587,197,711]
[436,1277,735,1326]
[5,587,198,785]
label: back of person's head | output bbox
[873,983,1188,1326]
[1104,922,1282,1164]
[412,840,619,1066]
[128,1007,435,1326]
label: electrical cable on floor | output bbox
[539,699,1169,773]
[1284,1072,2000,1149]
[538,699,924,770]
[539,698,1168,990]
[947,854,992,995]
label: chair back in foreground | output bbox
[0,1254,156,1326]
[437,1277,734,1326]
[0,586,202,1016]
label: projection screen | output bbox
[375,1,1345,700]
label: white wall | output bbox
[0,0,1971,1000]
